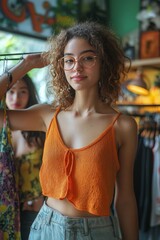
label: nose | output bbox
[73,59,83,71]
[13,92,20,101]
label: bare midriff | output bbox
[46,197,99,218]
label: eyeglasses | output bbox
[58,54,97,71]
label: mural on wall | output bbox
[0,0,78,39]
[0,0,108,40]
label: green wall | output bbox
[108,0,140,37]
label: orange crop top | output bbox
[40,108,121,216]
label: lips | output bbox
[71,75,86,81]
[11,103,22,109]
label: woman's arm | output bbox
[0,103,51,132]
[115,115,139,240]
[0,53,48,99]
[0,53,50,131]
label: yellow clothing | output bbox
[15,148,43,203]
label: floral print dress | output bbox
[0,100,21,240]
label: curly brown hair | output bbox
[46,21,129,109]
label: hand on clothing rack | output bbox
[0,52,49,99]
[0,51,42,61]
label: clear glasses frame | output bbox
[58,55,98,71]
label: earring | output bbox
[98,80,102,89]
[67,84,71,92]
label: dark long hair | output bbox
[19,74,45,148]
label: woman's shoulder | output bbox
[32,103,59,129]
[112,112,138,149]
[119,112,137,125]
[115,112,138,143]
[34,103,59,114]
[102,104,137,129]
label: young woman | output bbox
[0,21,139,240]
[5,75,45,240]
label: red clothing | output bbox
[40,108,120,216]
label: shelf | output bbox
[117,103,160,107]
[125,57,160,69]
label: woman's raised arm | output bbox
[0,53,50,131]
[0,53,48,99]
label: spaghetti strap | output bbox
[112,112,121,126]
[46,106,61,135]
[54,106,61,117]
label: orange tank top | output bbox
[40,108,121,216]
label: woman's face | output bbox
[63,38,101,91]
[6,80,29,109]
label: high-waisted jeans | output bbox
[29,201,122,240]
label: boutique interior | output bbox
[115,1,160,239]
[0,1,160,239]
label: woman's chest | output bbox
[56,113,115,149]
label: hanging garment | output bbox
[141,137,153,231]
[134,134,153,232]
[0,99,21,240]
[150,135,160,227]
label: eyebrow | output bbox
[64,50,96,56]
[10,86,28,90]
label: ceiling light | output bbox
[126,68,149,95]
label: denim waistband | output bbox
[30,201,122,239]
[41,201,112,229]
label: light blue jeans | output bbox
[29,202,121,240]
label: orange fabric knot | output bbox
[64,150,75,176]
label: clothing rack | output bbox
[134,113,160,239]
[117,103,160,107]
[123,112,160,118]
[0,51,43,77]
[0,52,42,61]
[117,103,160,118]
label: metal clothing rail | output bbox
[0,52,42,61]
